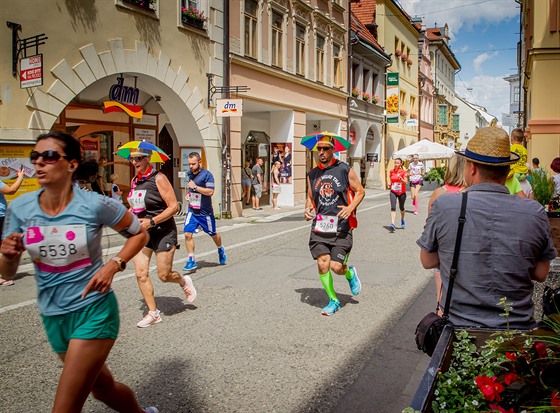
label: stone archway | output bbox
[25,39,210,150]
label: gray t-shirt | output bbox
[252,164,263,185]
[417,183,557,329]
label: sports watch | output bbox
[110,257,127,272]
[149,217,156,227]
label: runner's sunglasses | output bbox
[30,150,67,164]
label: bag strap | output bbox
[441,191,468,322]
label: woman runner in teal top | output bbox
[0,131,159,413]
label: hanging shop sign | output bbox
[386,72,399,124]
[103,76,143,118]
[134,128,156,145]
[20,54,43,89]
[216,99,243,117]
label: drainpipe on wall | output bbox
[222,0,232,218]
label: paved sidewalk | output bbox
[333,279,435,413]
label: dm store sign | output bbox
[216,99,243,117]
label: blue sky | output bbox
[399,0,520,123]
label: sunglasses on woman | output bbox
[130,156,148,162]
[30,150,67,164]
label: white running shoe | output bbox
[182,275,197,303]
[137,312,162,328]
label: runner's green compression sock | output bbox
[320,271,337,301]
[344,267,353,280]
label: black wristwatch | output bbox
[149,217,156,228]
[110,257,127,272]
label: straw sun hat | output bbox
[455,127,519,165]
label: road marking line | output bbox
[0,200,389,314]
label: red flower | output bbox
[475,376,504,402]
[502,372,518,385]
[505,351,518,361]
[552,391,560,411]
[535,342,548,358]
[489,404,514,413]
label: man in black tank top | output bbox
[303,136,365,316]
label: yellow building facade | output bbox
[1,1,224,210]
[522,0,560,167]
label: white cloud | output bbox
[456,74,511,122]
[473,51,499,73]
[399,0,518,41]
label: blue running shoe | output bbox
[218,246,226,265]
[347,266,361,295]
[144,408,159,413]
[389,223,396,232]
[182,257,197,272]
[401,219,406,229]
[321,299,341,316]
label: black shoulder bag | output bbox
[415,191,468,356]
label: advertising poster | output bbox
[180,147,206,188]
[270,142,292,184]
[80,136,100,161]
[0,144,41,202]
[386,72,400,124]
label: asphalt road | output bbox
[0,189,434,412]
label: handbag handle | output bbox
[441,191,468,322]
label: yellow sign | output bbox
[0,144,41,202]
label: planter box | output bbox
[410,326,507,413]
[420,180,441,191]
[548,211,560,253]
[182,16,205,29]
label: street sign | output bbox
[216,99,243,117]
[20,54,43,88]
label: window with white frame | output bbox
[315,35,325,83]
[244,0,258,59]
[333,43,343,88]
[271,10,283,68]
[296,23,306,76]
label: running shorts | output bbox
[308,231,353,264]
[184,211,217,237]
[146,219,178,252]
[41,292,119,354]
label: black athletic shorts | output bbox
[308,231,353,264]
[146,219,178,252]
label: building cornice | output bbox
[231,54,348,99]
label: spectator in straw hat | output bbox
[417,127,556,329]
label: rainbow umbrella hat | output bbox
[114,140,170,163]
[301,131,351,152]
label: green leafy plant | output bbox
[532,168,557,210]
[424,165,446,185]
[351,87,360,98]
[403,300,560,413]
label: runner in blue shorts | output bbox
[182,152,226,272]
